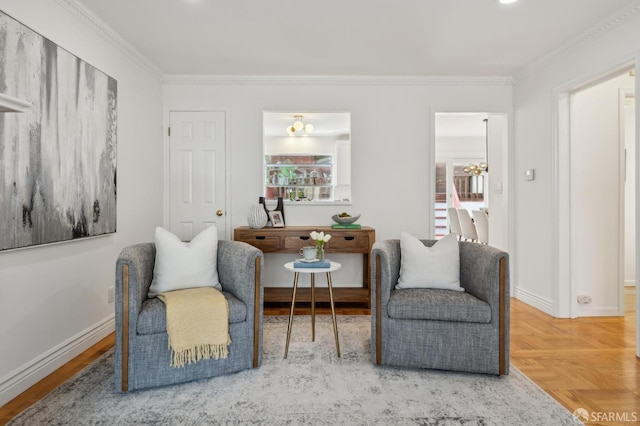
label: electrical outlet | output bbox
[108,286,115,304]
[577,295,592,304]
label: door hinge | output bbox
[168,127,171,137]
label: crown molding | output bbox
[55,0,164,81]
[161,74,514,86]
[513,1,640,83]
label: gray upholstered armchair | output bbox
[114,240,263,392]
[371,239,509,375]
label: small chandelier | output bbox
[286,114,314,136]
[463,162,488,176]
[464,118,489,176]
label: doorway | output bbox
[433,112,510,251]
[168,111,228,241]
[563,70,635,318]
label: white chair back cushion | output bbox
[447,207,462,237]
[457,209,478,241]
[472,210,489,244]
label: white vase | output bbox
[247,204,268,229]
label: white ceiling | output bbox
[75,0,639,77]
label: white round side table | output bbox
[283,261,342,358]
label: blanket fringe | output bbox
[169,335,231,368]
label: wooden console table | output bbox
[234,226,375,307]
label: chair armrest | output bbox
[217,240,264,315]
[460,242,510,374]
[459,242,509,321]
[371,240,401,315]
[115,242,155,320]
[115,242,155,390]
[218,240,263,368]
[371,240,401,364]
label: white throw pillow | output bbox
[148,226,221,298]
[396,232,463,291]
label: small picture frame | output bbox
[269,211,285,227]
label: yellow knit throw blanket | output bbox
[157,287,230,368]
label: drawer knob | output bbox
[300,236,310,240]
[344,236,355,241]
[256,236,266,240]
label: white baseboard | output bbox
[625,280,636,287]
[512,286,556,316]
[576,307,623,317]
[0,315,115,407]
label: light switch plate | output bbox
[525,169,535,181]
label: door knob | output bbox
[216,210,224,217]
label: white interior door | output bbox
[169,111,226,241]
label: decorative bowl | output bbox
[331,213,361,225]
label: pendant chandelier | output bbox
[464,118,489,176]
[286,114,314,136]
[463,162,488,176]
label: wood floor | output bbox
[510,291,640,424]
[1,296,639,425]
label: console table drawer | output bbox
[283,234,314,250]
[238,235,280,251]
[328,234,370,252]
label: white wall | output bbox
[265,135,337,155]
[163,80,512,288]
[435,135,486,159]
[0,0,163,405]
[570,74,633,316]
[486,114,509,252]
[512,13,640,316]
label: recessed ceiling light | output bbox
[498,0,519,4]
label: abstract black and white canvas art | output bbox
[0,11,117,251]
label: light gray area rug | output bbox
[10,316,580,425]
